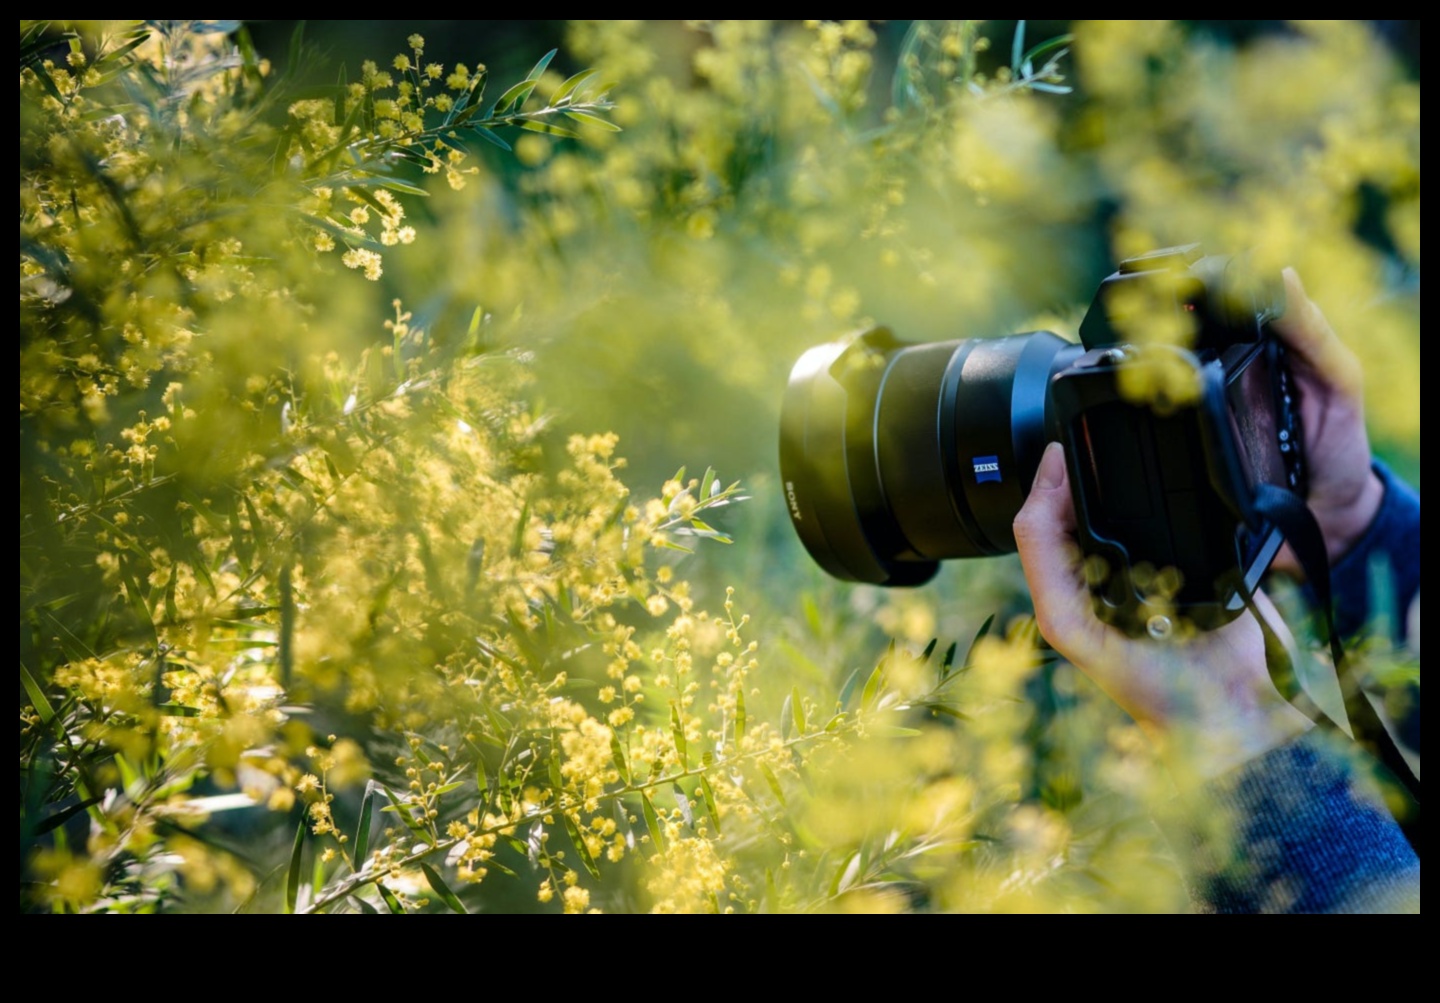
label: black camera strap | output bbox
[1248,484,1420,855]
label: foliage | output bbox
[21,20,1418,913]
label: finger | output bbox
[1014,442,1105,665]
[1275,267,1363,399]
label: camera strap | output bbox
[1248,483,1421,853]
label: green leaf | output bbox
[94,31,152,69]
[378,178,430,197]
[378,882,406,914]
[494,79,539,114]
[380,784,426,834]
[964,614,996,670]
[472,127,513,152]
[285,819,305,914]
[563,108,622,132]
[351,895,378,915]
[670,701,688,765]
[780,692,793,742]
[758,762,786,807]
[920,637,939,663]
[432,781,464,797]
[672,783,694,829]
[940,642,959,679]
[345,185,395,221]
[699,466,717,502]
[156,703,202,717]
[353,781,376,866]
[859,662,885,711]
[19,663,55,728]
[1021,33,1075,68]
[640,793,665,855]
[1011,20,1027,72]
[837,666,863,711]
[286,21,305,76]
[790,686,807,737]
[34,797,103,836]
[871,724,924,738]
[421,862,468,913]
[525,48,558,83]
[609,732,630,785]
[551,67,599,104]
[926,702,972,723]
[519,118,580,139]
[564,816,602,879]
[735,686,747,747]
[697,774,721,834]
[1026,81,1073,95]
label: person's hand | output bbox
[1014,443,1313,783]
[1270,268,1384,571]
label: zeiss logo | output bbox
[973,456,1001,484]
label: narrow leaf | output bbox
[1022,34,1075,68]
[926,703,972,723]
[671,783,695,830]
[735,686,747,747]
[525,48,558,82]
[494,79,538,114]
[670,701,687,765]
[609,732,630,785]
[859,662,885,711]
[353,781,376,866]
[285,819,305,914]
[920,638,939,663]
[698,774,721,834]
[563,108,622,132]
[472,127,513,152]
[564,816,602,879]
[421,863,468,913]
[378,178,430,197]
[551,67,598,104]
[790,686,807,737]
[518,118,579,139]
[758,762,786,807]
[837,667,863,711]
[964,614,996,670]
[34,797,103,836]
[1011,20,1027,72]
[780,692,793,742]
[699,467,716,502]
[640,793,665,854]
[19,663,55,727]
[378,882,405,914]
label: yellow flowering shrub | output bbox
[21,20,1417,913]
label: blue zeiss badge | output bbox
[973,456,1001,484]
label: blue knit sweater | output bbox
[1179,463,1420,913]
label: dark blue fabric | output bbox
[1169,731,1420,913]
[1174,463,1422,912]
[1329,461,1420,644]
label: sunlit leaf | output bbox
[421,863,468,913]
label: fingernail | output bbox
[1035,442,1065,490]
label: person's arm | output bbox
[1014,443,1420,912]
[1270,269,1420,645]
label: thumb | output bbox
[1014,442,1103,664]
[1276,267,1363,400]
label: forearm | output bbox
[1158,730,1419,913]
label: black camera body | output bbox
[779,244,1307,635]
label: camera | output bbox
[779,244,1307,635]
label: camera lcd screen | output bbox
[1225,345,1288,491]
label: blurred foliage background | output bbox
[20,20,1418,913]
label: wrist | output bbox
[1150,691,1315,788]
[1313,468,1385,564]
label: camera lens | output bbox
[779,328,1081,585]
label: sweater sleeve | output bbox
[1160,730,1420,914]
[1329,460,1420,644]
